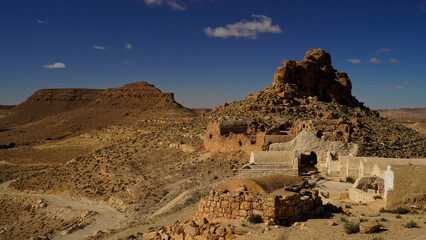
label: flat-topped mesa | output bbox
[272,49,359,106]
[26,88,102,103]
[98,82,175,103]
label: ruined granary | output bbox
[338,156,426,209]
[204,119,294,154]
[196,175,323,225]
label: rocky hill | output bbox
[205,49,426,158]
[0,82,195,145]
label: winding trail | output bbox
[0,181,125,240]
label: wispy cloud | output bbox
[421,1,426,13]
[376,48,390,53]
[347,58,361,64]
[43,62,66,69]
[123,61,130,64]
[204,15,282,39]
[388,57,399,63]
[411,87,418,90]
[93,45,106,50]
[404,81,410,85]
[124,42,132,50]
[36,19,48,24]
[368,57,382,64]
[144,0,186,10]
[395,85,404,89]
[384,85,391,88]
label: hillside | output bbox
[375,107,426,121]
[0,82,195,145]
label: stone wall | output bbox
[384,165,426,210]
[339,156,426,179]
[196,187,322,225]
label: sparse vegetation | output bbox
[0,142,15,149]
[395,215,402,219]
[248,214,263,224]
[345,205,352,209]
[380,217,387,222]
[343,222,360,234]
[345,176,356,184]
[380,207,410,214]
[404,220,419,228]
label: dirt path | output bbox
[0,181,124,240]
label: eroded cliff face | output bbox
[272,49,359,106]
[26,88,102,103]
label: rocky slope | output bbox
[204,49,425,158]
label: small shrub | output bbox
[318,176,325,180]
[368,184,375,189]
[374,195,383,199]
[380,217,387,222]
[404,220,418,228]
[248,214,263,224]
[345,205,352,209]
[340,217,348,222]
[393,207,410,214]
[395,215,402,219]
[343,222,360,234]
[213,176,219,180]
[345,176,356,183]
[359,218,367,222]
[372,238,383,240]
[0,142,15,149]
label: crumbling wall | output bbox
[270,130,358,172]
[384,165,426,210]
[196,188,322,225]
[339,156,426,179]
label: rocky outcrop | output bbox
[26,89,102,103]
[272,49,359,106]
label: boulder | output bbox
[359,222,381,233]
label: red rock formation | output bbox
[272,49,359,106]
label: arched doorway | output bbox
[300,151,318,174]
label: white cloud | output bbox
[347,58,361,64]
[166,0,186,10]
[395,85,404,89]
[204,15,282,39]
[43,62,66,69]
[145,0,163,5]
[124,42,132,50]
[404,81,410,85]
[388,58,399,63]
[144,0,186,10]
[376,48,390,53]
[368,57,382,64]
[93,45,106,50]
[37,19,48,24]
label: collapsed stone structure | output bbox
[196,175,323,225]
[204,120,293,154]
[338,156,426,209]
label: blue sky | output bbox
[0,0,425,109]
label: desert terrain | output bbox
[0,49,425,240]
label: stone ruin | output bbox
[204,119,293,154]
[196,174,323,225]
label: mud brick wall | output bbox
[196,188,322,225]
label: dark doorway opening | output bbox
[300,151,318,174]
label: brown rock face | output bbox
[272,49,359,106]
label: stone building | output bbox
[196,175,323,225]
[204,120,294,154]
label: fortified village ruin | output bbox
[203,49,426,213]
[143,50,425,239]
